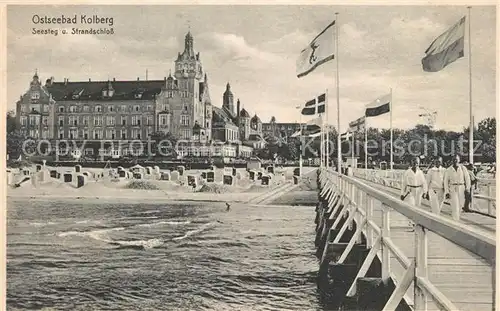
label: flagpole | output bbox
[326,89,330,169]
[335,12,341,174]
[297,105,303,177]
[364,117,368,170]
[320,108,324,169]
[467,6,473,165]
[390,87,393,171]
[351,130,354,167]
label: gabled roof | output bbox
[212,106,236,126]
[46,80,165,101]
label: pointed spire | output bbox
[204,73,208,83]
[31,69,40,86]
[226,82,231,90]
[184,28,194,57]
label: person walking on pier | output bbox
[444,154,471,218]
[400,156,428,207]
[463,163,478,212]
[426,156,446,214]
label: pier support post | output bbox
[355,277,393,311]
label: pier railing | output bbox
[352,168,496,219]
[317,168,496,311]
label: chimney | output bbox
[113,78,116,82]
[89,78,91,82]
[236,99,240,118]
[137,77,139,81]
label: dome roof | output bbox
[239,108,250,118]
[251,114,261,123]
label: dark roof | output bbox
[212,106,236,126]
[248,134,263,141]
[251,114,261,123]
[239,108,250,118]
[46,80,165,101]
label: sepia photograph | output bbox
[4,3,497,311]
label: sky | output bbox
[6,5,497,132]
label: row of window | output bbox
[57,128,154,140]
[26,129,49,139]
[20,115,47,126]
[20,114,193,127]
[164,91,192,98]
[225,128,239,142]
[20,104,155,114]
[20,105,50,113]
[263,125,299,131]
[58,104,153,113]
[56,115,153,127]
[176,146,237,158]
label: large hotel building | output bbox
[15,31,301,159]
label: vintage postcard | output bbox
[3,3,498,311]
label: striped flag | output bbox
[296,21,336,78]
[302,124,322,137]
[422,16,466,72]
[365,93,391,117]
[340,132,352,141]
[301,93,326,115]
[348,116,366,132]
[290,122,322,138]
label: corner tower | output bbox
[222,82,235,117]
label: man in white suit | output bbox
[426,156,446,214]
[444,154,471,220]
[401,156,428,208]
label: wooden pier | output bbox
[314,168,496,311]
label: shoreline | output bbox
[6,189,270,204]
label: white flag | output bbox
[296,20,336,78]
[307,116,323,126]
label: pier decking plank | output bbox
[359,179,495,311]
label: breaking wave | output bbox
[172,222,215,241]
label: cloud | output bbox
[6,6,496,134]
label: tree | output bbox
[6,110,26,159]
[7,110,17,134]
[463,117,496,163]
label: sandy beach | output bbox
[7,165,305,204]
